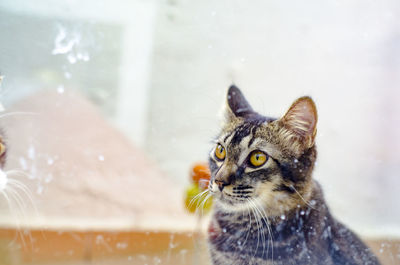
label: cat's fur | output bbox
[0,132,6,169]
[207,85,380,265]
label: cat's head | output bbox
[209,85,317,216]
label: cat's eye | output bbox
[0,143,5,156]
[249,150,268,167]
[215,144,226,161]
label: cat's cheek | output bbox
[254,181,276,199]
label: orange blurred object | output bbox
[190,162,211,189]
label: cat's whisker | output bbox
[253,198,274,263]
[7,179,38,216]
[0,188,29,247]
[1,189,15,216]
[290,185,318,211]
[188,189,209,209]
[250,199,268,258]
[193,189,211,216]
[0,111,39,119]
[253,201,266,260]
[6,169,35,180]
[0,169,38,249]
[248,199,267,259]
[4,170,38,216]
[3,187,29,248]
[199,193,212,216]
[247,199,263,259]
[241,203,252,248]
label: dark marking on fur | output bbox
[273,184,295,194]
[246,167,278,182]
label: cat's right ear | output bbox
[224,85,254,123]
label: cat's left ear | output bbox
[224,85,254,122]
[280,96,318,148]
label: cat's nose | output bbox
[215,180,229,191]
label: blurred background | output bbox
[0,0,399,264]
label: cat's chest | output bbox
[208,210,324,263]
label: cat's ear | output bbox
[280,96,317,148]
[224,85,254,122]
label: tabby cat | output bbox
[207,85,380,265]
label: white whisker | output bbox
[247,198,262,259]
[188,189,209,209]
[253,198,274,263]
[0,111,39,119]
[248,199,267,259]
[199,193,212,216]
[241,204,252,248]
[8,179,38,215]
[0,169,38,248]
[290,185,317,211]
[6,169,35,180]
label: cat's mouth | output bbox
[212,185,255,207]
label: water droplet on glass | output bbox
[67,54,77,64]
[96,235,104,244]
[45,174,53,183]
[52,26,80,55]
[57,85,65,94]
[116,242,128,249]
[19,157,28,170]
[28,146,35,159]
[36,185,44,194]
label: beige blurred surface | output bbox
[0,90,195,230]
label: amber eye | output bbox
[0,142,5,156]
[249,151,268,167]
[215,144,226,161]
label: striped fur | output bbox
[207,85,380,265]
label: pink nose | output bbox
[215,180,228,191]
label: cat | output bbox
[207,85,380,265]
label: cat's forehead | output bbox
[216,116,289,161]
[219,118,273,148]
